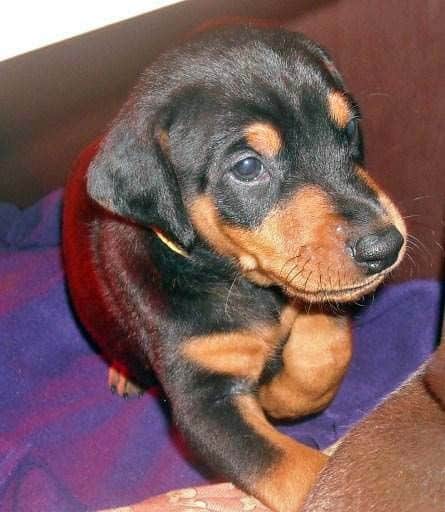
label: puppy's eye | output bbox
[231,157,264,182]
[345,118,358,140]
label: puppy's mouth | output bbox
[243,266,385,303]
[285,274,384,303]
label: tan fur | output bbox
[184,301,353,419]
[157,128,171,157]
[182,306,297,380]
[244,121,283,157]
[188,186,387,302]
[235,394,328,512]
[183,329,274,380]
[327,91,351,128]
[259,312,352,419]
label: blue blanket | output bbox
[0,189,442,511]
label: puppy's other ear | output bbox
[87,102,195,250]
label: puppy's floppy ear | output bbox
[87,98,195,250]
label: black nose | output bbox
[351,226,404,275]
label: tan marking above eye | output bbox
[157,128,171,157]
[244,121,283,158]
[327,91,351,128]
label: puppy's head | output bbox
[88,26,406,303]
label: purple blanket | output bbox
[0,190,443,511]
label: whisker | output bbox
[404,251,417,278]
[281,247,306,283]
[402,214,421,220]
[303,271,313,293]
[328,267,334,291]
[407,234,431,258]
[396,195,432,207]
[288,257,312,287]
[305,297,313,314]
[412,195,432,202]
[283,263,299,290]
[224,272,241,317]
[280,249,302,279]
[406,241,425,258]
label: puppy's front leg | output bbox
[259,311,352,419]
[165,330,327,512]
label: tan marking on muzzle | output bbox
[188,187,371,301]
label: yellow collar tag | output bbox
[152,227,189,258]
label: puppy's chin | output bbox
[286,274,385,303]
[242,267,385,304]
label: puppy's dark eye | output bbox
[231,157,264,182]
[345,118,358,140]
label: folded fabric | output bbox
[0,190,442,511]
[99,483,271,512]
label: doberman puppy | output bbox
[63,26,406,511]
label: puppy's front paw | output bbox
[108,365,144,398]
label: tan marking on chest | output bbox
[182,306,297,380]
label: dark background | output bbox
[1,0,443,280]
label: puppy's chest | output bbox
[168,268,287,336]
[168,275,297,382]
